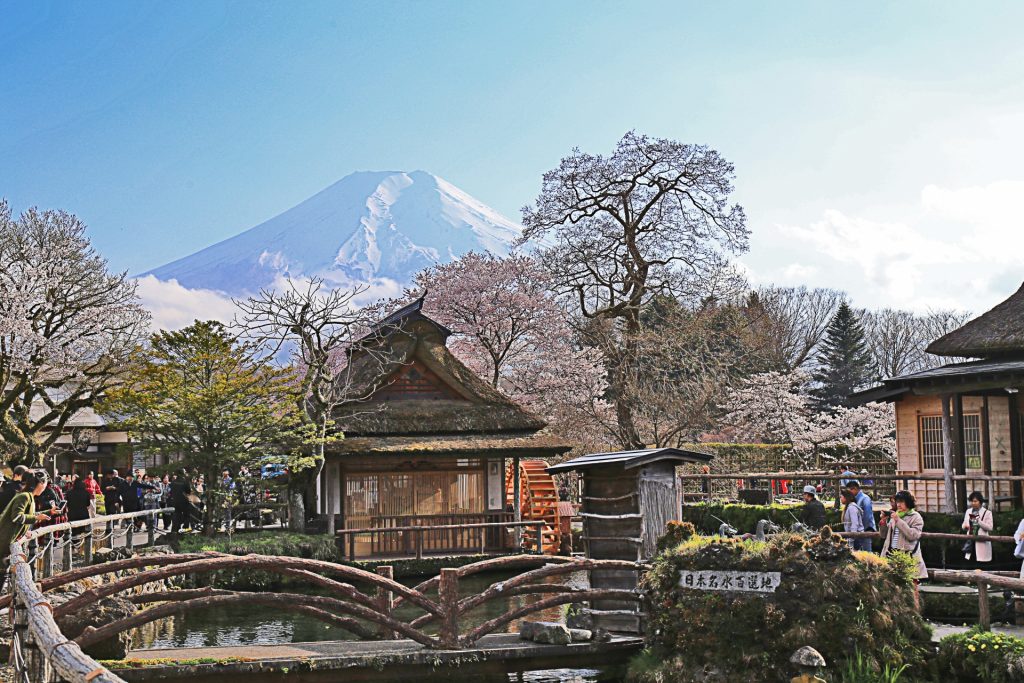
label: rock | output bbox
[790,646,826,669]
[57,595,137,660]
[566,608,593,630]
[568,628,592,642]
[518,620,571,645]
[592,627,612,642]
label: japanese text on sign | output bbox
[678,570,781,593]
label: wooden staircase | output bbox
[506,459,561,554]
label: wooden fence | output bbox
[335,520,545,560]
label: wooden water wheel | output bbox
[506,459,561,554]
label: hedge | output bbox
[933,628,1024,682]
[680,502,1024,568]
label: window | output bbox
[919,416,944,470]
[919,414,982,470]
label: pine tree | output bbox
[811,302,877,409]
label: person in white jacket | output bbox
[1014,518,1024,579]
[962,491,994,564]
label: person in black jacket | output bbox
[800,485,827,529]
[65,478,93,537]
[168,471,194,534]
[103,469,124,516]
[0,466,28,513]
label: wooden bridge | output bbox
[5,509,645,682]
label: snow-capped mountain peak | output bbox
[142,170,524,296]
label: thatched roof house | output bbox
[926,282,1024,358]
[319,298,571,557]
[853,281,1024,512]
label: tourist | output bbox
[839,464,857,487]
[34,470,67,533]
[800,485,826,529]
[961,491,993,565]
[0,472,51,592]
[169,470,195,533]
[1013,517,1024,579]
[84,472,101,517]
[65,477,93,537]
[103,469,124,516]
[881,490,927,607]
[840,488,864,548]
[0,465,29,512]
[847,480,876,551]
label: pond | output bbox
[133,570,579,648]
[131,569,627,681]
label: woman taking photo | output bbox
[882,490,927,607]
[0,472,52,591]
[961,491,994,565]
[840,488,864,548]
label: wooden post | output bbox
[326,459,336,537]
[512,455,522,550]
[953,393,969,510]
[62,536,73,572]
[534,521,544,555]
[105,519,114,549]
[1010,393,1023,505]
[375,565,396,639]
[125,521,135,553]
[347,533,355,562]
[41,541,54,579]
[84,528,94,565]
[941,395,957,514]
[148,513,157,547]
[978,578,991,631]
[416,527,423,560]
[438,568,460,649]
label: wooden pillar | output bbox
[981,396,993,503]
[953,393,968,510]
[438,568,460,649]
[512,455,522,550]
[1010,392,1023,505]
[375,565,397,640]
[978,579,991,631]
[940,395,957,514]
[326,461,335,536]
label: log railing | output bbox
[7,507,175,683]
[927,568,1024,631]
[8,512,643,680]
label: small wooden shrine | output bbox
[323,297,571,558]
[548,447,712,632]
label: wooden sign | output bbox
[678,570,781,593]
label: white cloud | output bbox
[134,275,238,332]
[764,180,1024,314]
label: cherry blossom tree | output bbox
[723,370,895,465]
[0,201,150,466]
[521,131,749,448]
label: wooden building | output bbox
[321,298,571,558]
[854,282,1024,511]
[548,448,712,633]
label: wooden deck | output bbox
[116,633,644,682]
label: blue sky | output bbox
[3,1,1024,316]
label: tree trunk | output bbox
[611,317,644,449]
[288,488,305,532]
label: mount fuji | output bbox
[142,170,525,297]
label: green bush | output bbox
[656,521,696,554]
[636,530,932,683]
[933,628,1024,682]
[177,530,340,561]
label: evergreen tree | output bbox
[811,302,877,409]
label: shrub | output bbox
[636,530,932,682]
[656,521,696,554]
[933,628,1024,683]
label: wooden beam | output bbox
[941,394,957,514]
[982,396,993,503]
[953,393,969,510]
[1010,393,1023,504]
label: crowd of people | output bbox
[799,477,1024,605]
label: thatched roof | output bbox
[332,312,549,437]
[327,430,571,458]
[927,282,1024,358]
